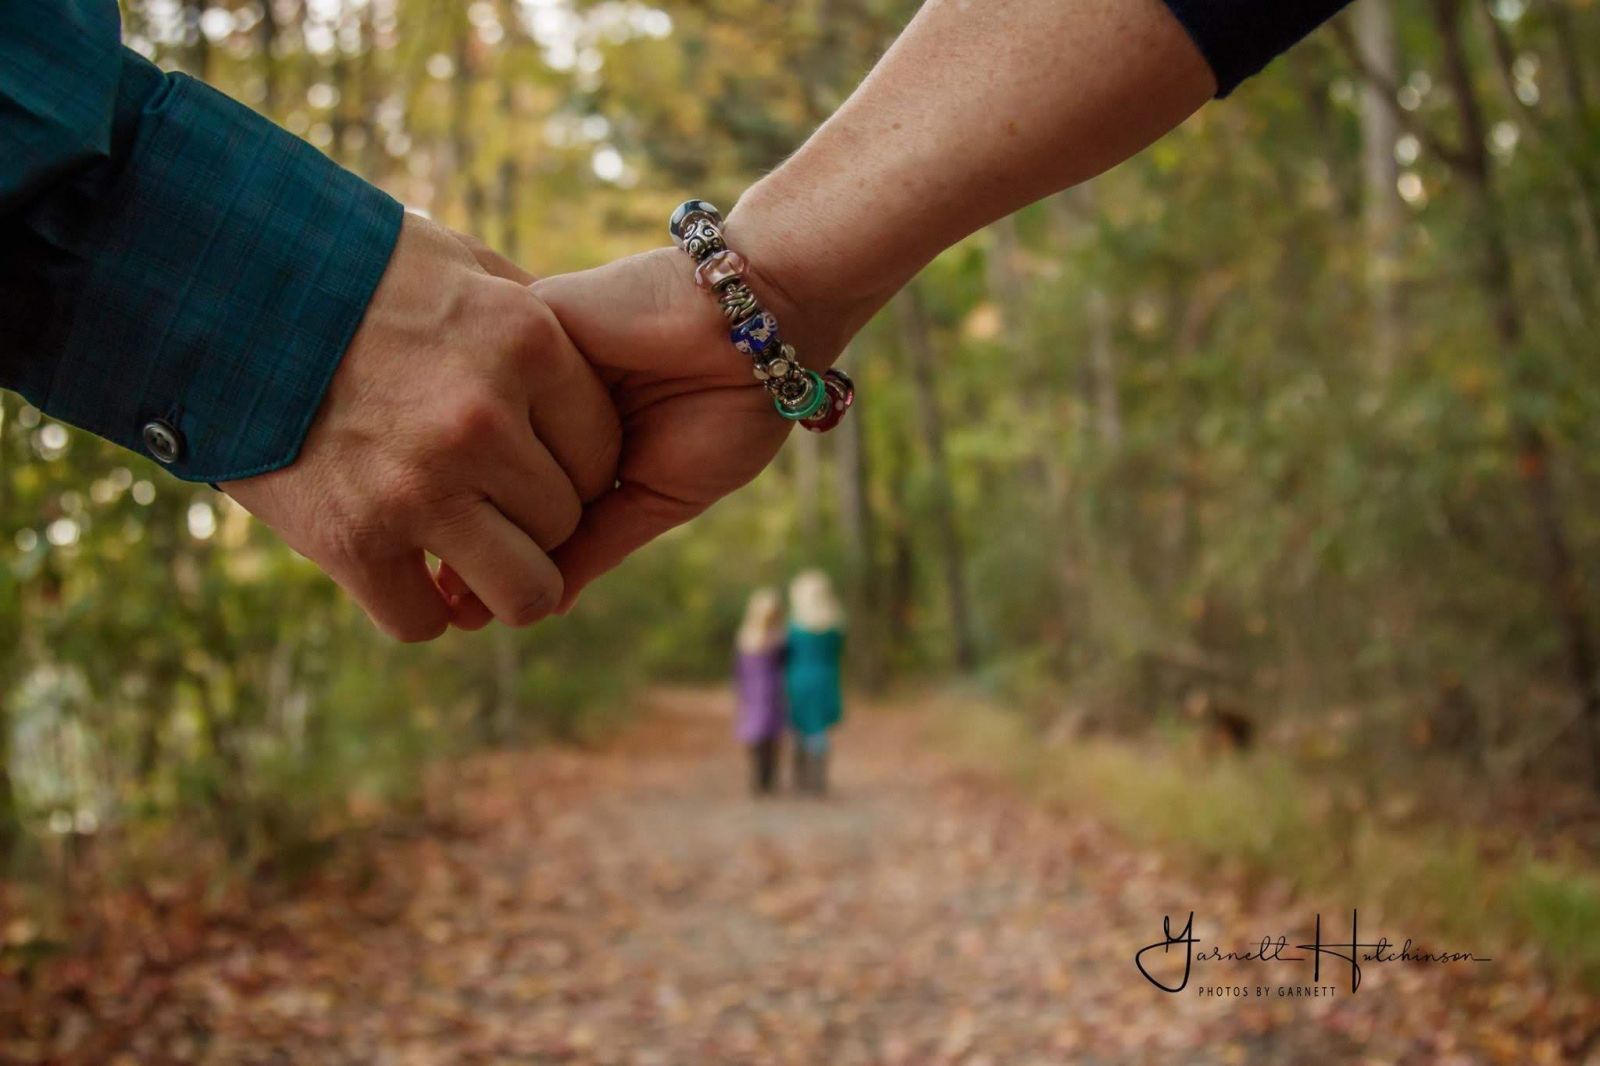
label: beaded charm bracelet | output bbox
[669,200,855,433]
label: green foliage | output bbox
[1509,864,1600,985]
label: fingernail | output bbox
[510,595,556,627]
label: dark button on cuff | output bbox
[142,419,184,464]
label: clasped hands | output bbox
[223,211,817,641]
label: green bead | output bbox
[775,369,828,421]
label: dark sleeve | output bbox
[1159,0,1356,96]
[0,0,401,483]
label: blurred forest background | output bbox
[3,0,1600,983]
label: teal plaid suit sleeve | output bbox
[0,0,403,482]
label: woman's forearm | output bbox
[724,0,1216,362]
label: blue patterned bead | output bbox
[731,310,780,355]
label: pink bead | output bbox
[695,249,748,291]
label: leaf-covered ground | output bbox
[5,689,1597,1064]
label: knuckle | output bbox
[453,230,490,258]
[320,514,387,576]
[499,289,562,357]
[417,492,484,542]
[438,273,478,334]
[437,389,510,451]
[576,432,622,504]
[367,464,433,526]
[548,497,582,548]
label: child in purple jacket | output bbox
[733,588,787,795]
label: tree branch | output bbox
[1476,0,1600,253]
[1541,0,1593,119]
[1477,1,1546,132]
[1328,15,1474,173]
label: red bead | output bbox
[801,370,855,433]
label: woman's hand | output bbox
[527,246,842,610]
[441,0,1215,622]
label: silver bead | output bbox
[718,282,759,322]
[774,368,823,417]
[775,370,811,402]
[669,200,723,250]
[681,218,725,261]
[758,344,799,382]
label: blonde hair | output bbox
[736,587,786,654]
[789,569,844,632]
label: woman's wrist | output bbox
[717,0,1216,376]
[722,176,894,373]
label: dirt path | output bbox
[89,691,1593,1063]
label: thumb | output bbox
[549,482,707,611]
[534,250,725,376]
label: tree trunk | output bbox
[1476,0,1599,290]
[358,4,382,178]
[1293,51,1360,219]
[986,215,1026,334]
[1085,287,1122,449]
[453,18,485,236]
[1050,184,1124,451]
[193,675,248,859]
[833,368,883,687]
[883,429,917,653]
[1356,0,1405,374]
[492,627,518,742]
[792,427,822,544]
[0,691,15,858]
[1542,0,1591,120]
[1432,0,1600,785]
[498,81,520,262]
[0,396,14,854]
[258,0,279,116]
[183,0,211,80]
[996,211,1086,668]
[894,285,977,670]
[1538,0,1597,268]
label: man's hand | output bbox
[532,247,830,610]
[221,213,620,641]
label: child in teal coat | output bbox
[786,570,845,794]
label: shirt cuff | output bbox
[40,52,402,483]
[1159,0,1353,97]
